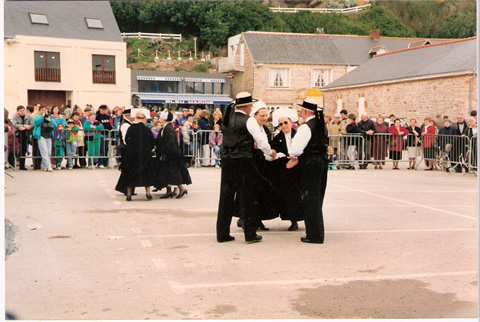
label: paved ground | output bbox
[4,163,478,320]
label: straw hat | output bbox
[235,92,258,107]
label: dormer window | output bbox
[85,18,103,29]
[369,45,388,57]
[29,13,48,25]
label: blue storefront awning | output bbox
[133,93,233,105]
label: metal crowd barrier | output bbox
[8,127,478,175]
[189,129,222,168]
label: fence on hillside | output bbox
[121,32,182,41]
[269,4,371,14]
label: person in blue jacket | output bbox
[33,106,57,172]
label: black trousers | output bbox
[17,132,28,169]
[32,138,42,170]
[217,158,259,241]
[299,161,328,242]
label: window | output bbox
[92,55,115,84]
[312,70,330,88]
[269,68,289,88]
[138,80,178,93]
[29,13,48,25]
[185,82,194,94]
[34,51,60,82]
[213,83,223,94]
[85,18,103,29]
[195,82,204,94]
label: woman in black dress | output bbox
[269,108,303,231]
[115,112,155,201]
[154,109,192,199]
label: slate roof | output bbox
[322,37,476,90]
[242,31,448,66]
[4,1,123,42]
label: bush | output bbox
[193,64,208,73]
[327,1,342,9]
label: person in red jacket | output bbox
[421,117,436,170]
[388,118,409,170]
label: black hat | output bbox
[297,98,317,112]
[235,92,258,107]
[122,108,132,115]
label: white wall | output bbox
[4,35,131,113]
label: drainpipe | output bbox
[469,67,476,114]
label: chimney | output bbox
[369,29,381,41]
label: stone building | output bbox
[219,31,448,108]
[322,37,477,122]
[3,1,131,114]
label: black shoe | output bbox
[175,189,188,199]
[424,168,433,171]
[73,165,80,169]
[217,235,235,243]
[258,222,270,231]
[19,167,28,170]
[160,192,174,199]
[126,195,132,201]
[288,222,298,231]
[146,194,152,200]
[237,219,244,229]
[300,237,323,244]
[246,235,262,243]
[173,187,179,196]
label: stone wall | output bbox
[323,74,477,122]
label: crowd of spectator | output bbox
[4,103,478,173]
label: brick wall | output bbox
[323,74,477,121]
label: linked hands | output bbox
[286,157,298,169]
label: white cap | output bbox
[250,100,269,117]
[131,108,150,119]
[159,110,170,120]
[272,107,298,127]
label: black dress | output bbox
[251,125,281,221]
[154,122,192,189]
[115,122,155,193]
[268,129,303,222]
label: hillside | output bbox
[113,0,476,72]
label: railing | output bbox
[269,4,371,14]
[93,71,116,84]
[35,68,61,82]
[7,128,477,175]
[121,32,182,41]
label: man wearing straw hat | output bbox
[287,98,328,244]
[216,92,277,244]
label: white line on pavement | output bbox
[329,183,477,221]
[140,240,152,248]
[170,270,478,292]
[131,228,142,234]
[113,201,122,206]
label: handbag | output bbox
[390,136,397,147]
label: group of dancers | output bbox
[114,108,191,201]
[216,92,329,244]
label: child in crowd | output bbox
[83,112,104,169]
[209,124,223,168]
[53,123,66,169]
[327,146,337,170]
[65,119,79,170]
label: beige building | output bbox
[219,31,448,108]
[4,1,130,114]
[322,37,477,121]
